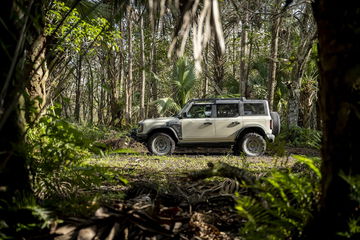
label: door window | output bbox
[187,104,212,118]
[216,104,239,118]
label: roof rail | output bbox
[190,97,244,102]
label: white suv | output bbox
[134,98,280,156]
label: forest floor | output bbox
[52,143,320,240]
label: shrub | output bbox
[282,126,321,149]
[26,107,102,199]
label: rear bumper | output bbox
[266,133,275,142]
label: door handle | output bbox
[231,121,240,125]
[203,122,212,125]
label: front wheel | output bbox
[147,132,175,156]
[241,133,266,157]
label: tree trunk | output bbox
[140,15,146,120]
[239,10,249,97]
[87,59,94,124]
[149,19,159,118]
[267,0,281,111]
[98,56,106,124]
[0,0,40,196]
[108,49,120,125]
[305,1,360,239]
[288,4,315,127]
[203,46,209,98]
[74,52,82,122]
[212,35,225,95]
[287,42,314,126]
[25,33,49,122]
[125,5,133,124]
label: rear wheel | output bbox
[147,132,175,156]
[241,133,266,157]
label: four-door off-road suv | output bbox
[134,98,280,156]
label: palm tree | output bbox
[153,57,196,117]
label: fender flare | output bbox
[147,126,180,142]
[235,125,267,141]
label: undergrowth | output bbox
[282,126,322,149]
[267,126,322,156]
[236,155,321,240]
[0,107,128,238]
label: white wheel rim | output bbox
[245,136,264,155]
[153,135,171,154]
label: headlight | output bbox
[138,123,144,133]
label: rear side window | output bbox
[216,104,239,118]
[243,103,265,115]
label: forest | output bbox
[0,0,359,239]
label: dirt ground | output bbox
[53,140,320,240]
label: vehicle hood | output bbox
[140,117,178,125]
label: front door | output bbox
[181,104,215,142]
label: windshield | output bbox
[178,101,192,116]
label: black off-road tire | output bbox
[270,111,281,136]
[147,132,175,156]
[241,133,266,157]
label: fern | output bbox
[236,156,320,239]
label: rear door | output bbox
[213,103,243,142]
[242,101,270,130]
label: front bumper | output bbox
[266,133,275,142]
[130,128,147,142]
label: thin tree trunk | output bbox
[87,59,94,124]
[140,15,146,120]
[126,5,133,124]
[232,25,237,78]
[212,35,225,95]
[98,57,105,124]
[287,45,313,126]
[74,52,82,122]
[245,31,253,98]
[108,48,120,125]
[149,22,159,118]
[267,0,281,111]
[203,46,209,98]
[239,10,249,97]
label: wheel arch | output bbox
[147,127,179,143]
[236,126,266,142]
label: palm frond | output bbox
[152,97,181,117]
[172,57,196,106]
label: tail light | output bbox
[270,119,273,129]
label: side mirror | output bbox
[181,112,187,118]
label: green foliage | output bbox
[152,57,196,116]
[0,193,55,239]
[26,106,102,199]
[153,97,182,117]
[236,156,320,240]
[282,126,322,149]
[45,1,121,54]
[172,57,197,107]
[337,174,360,238]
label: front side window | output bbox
[216,104,239,118]
[187,104,212,118]
[243,103,265,115]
